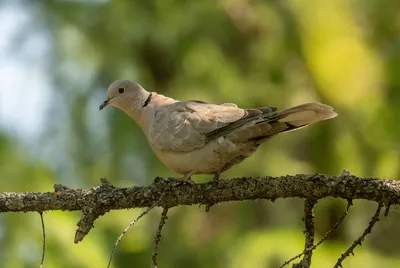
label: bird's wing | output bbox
[149,100,276,152]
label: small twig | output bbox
[75,178,115,243]
[293,199,316,268]
[341,169,351,176]
[107,205,156,268]
[205,203,214,212]
[152,207,170,268]
[385,203,391,217]
[334,202,383,268]
[39,212,46,268]
[280,200,352,268]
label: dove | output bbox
[99,80,337,184]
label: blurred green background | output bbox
[1,0,400,267]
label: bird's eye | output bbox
[118,88,125,94]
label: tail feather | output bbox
[249,102,337,142]
[277,102,337,128]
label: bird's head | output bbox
[99,80,149,112]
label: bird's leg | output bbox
[212,171,221,181]
[169,171,195,185]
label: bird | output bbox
[99,80,337,184]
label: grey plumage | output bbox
[100,80,337,183]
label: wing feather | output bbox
[149,100,277,152]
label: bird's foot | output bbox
[212,172,220,181]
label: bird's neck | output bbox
[137,92,177,134]
[146,92,177,109]
[115,90,151,122]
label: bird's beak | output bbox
[99,100,109,110]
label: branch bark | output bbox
[294,199,316,268]
[1,174,398,214]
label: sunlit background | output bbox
[1,0,400,267]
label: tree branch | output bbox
[39,212,46,268]
[0,173,398,243]
[107,205,156,268]
[1,174,398,213]
[334,202,383,268]
[293,199,316,268]
[152,207,169,268]
[1,172,397,267]
[280,200,352,268]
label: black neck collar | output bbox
[142,92,152,108]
